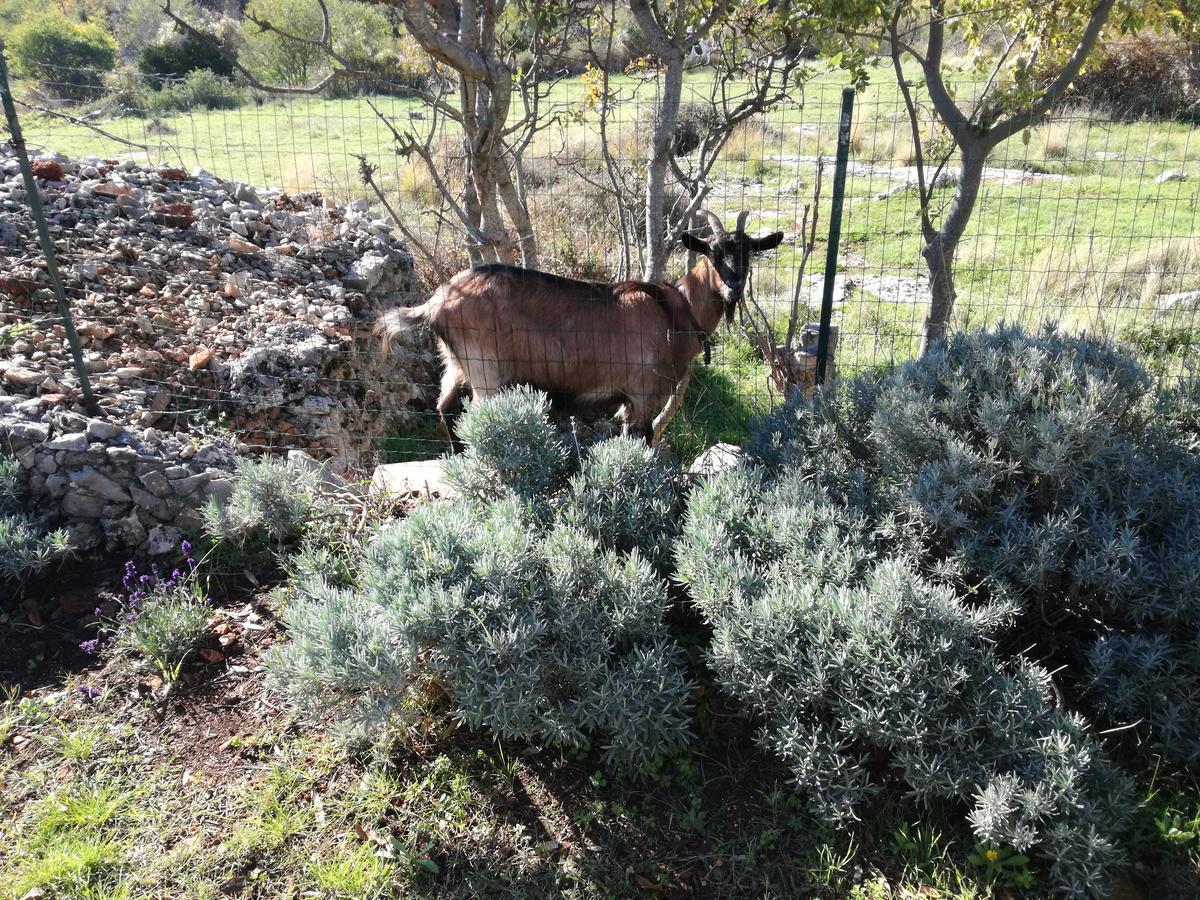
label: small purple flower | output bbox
[171,569,182,581]
[76,684,100,700]
[180,539,192,557]
[93,607,101,616]
[79,639,99,655]
[140,574,151,584]
[127,613,137,622]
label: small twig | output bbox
[353,154,449,283]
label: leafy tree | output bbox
[624,0,812,279]
[827,0,1198,352]
[138,32,234,81]
[7,12,116,99]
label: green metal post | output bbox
[0,43,100,415]
[816,87,855,387]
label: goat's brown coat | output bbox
[378,211,782,445]
[378,261,729,442]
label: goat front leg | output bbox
[437,367,469,454]
[650,368,693,446]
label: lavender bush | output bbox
[82,541,210,681]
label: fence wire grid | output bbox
[2,62,1199,469]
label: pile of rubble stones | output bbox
[0,148,436,552]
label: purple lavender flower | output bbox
[171,569,182,581]
[140,574,151,584]
[76,684,100,700]
[180,539,192,557]
[79,639,99,655]
[93,607,101,616]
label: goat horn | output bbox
[700,209,726,239]
[734,210,749,234]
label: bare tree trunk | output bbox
[920,140,988,353]
[643,57,684,280]
[496,165,538,267]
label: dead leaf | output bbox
[228,234,259,254]
[353,822,370,842]
[93,182,134,199]
[199,648,225,664]
[189,347,215,370]
[633,873,667,894]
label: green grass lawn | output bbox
[14,62,1200,456]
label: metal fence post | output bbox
[0,44,100,415]
[816,87,854,387]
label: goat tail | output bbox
[375,302,430,353]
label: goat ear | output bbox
[750,231,785,254]
[680,231,710,256]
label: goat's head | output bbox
[681,210,784,320]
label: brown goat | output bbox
[377,210,783,446]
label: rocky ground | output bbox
[0,148,433,474]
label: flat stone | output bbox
[4,366,43,387]
[86,419,120,440]
[688,442,748,478]
[106,446,140,463]
[369,459,455,499]
[171,472,210,496]
[72,466,132,502]
[3,421,49,445]
[62,491,106,518]
[129,484,173,519]
[146,524,182,555]
[1156,170,1189,184]
[103,514,146,547]
[139,469,173,497]
[46,431,88,451]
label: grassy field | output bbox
[15,63,1200,454]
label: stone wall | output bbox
[0,150,438,554]
[1,402,236,554]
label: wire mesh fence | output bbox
[3,62,1199,471]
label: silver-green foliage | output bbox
[0,457,70,591]
[677,464,1135,897]
[111,578,210,682]
[270,389,693,766]
[203,456,317,547]
[442,387,570,505]
[560,436,683,565]
[673,326,1200,895]
[749,325,1200,764]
